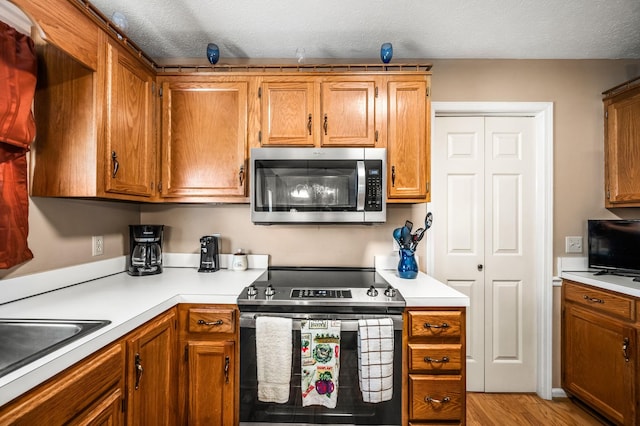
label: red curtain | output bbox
[0,20,37,269]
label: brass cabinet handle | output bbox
[307,114,312,135]
[583,295,604,304]
[623,337,630,362]
[111,151,119,178]
[224,356,230,383]
[134,353,143,390]
[323,114,328,135]
[424,356,450,364]
[391,166,396,187]
[239,166,245,186]
[425,396,451,404]
[424,322,450,329]
[197,319,224,326]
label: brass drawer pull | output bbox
[424,356,450,364]
[583,295,605,304]
[197,319,224,326]
[425,396,451,404]
[424,322,450,329]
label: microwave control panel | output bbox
[365,161,383,211]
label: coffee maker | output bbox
[128,225,164,276]
[198,235,220,272]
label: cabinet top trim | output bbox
[155,61,432,74]
[602,75,640,98]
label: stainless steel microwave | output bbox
[250,147,386,224]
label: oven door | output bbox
[239,313,402,425]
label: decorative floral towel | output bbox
[301,319,341,408]
[358,318,394,403]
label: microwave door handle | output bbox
[357,161,366,211]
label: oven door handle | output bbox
[239,313,403,331]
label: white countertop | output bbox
[0,256,468,407]
[560,270,640,298]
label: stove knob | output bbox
[366,285,379,297]
[247,284,258,297]
[384,286,396,298]
[265,284,275,297]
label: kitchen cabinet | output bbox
[386,76,430,202]
[0,341,125,425]
[603,77,640,207]
[125,308,178,426]
[177,304,238,426]
[404,308,466,425]
[102,37,157,199]
[562,280,638,425]
[158,76,251,201]
[30,25,157,201]
[259,76,378,147]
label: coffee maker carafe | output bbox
[128,225,163,276]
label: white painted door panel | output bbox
[432,116,536,392]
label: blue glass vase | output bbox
[380,42,393,64]
[206,43,220,64]
[397,249,418,279]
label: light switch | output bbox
[565,236,583,253]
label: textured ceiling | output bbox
[88,0,640,62]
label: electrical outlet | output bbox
[92,236,104,256]
[565,236,583,254]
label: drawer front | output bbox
[188,308,235,334]
[408,311,462,339]
[564,281,635,321]
[408,344,462,372]
[409,375,463,421]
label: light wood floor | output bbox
[467,393,609,425]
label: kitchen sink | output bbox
[0,319,111,378]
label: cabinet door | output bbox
[563,304,636,425]
[161,80,248,198]
[387,80,429,201]
[186,341,235,426]
[321,80,377,146]
[103,40,156,198]
[605,86,640,206]
[260,81,315,146]
[126,309,177,426]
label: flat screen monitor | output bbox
[588,219,640,277]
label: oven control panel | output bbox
[291,289,352,299]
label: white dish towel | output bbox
[256,316,292,403]
[358,317,394,403]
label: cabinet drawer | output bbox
[408,344,462,372]
[409,375,464,421]
[408,311,463,339]
[187,308,236,334]
[564,281,635,321]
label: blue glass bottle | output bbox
[380,43,393,64]
[397,248,418,279]
[206,43,220,64]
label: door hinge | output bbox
[151,82,156,95]
[184,344,189,362]
[375,130,379,142]
[375,86,378,98]
[606,188,610,199]
[158,181,162,192]
[426,181,430,193]
[605,110,608,119]
[426,87,431,97]
[159,86,163,97]
[121,397,127,413]
[258,87,262,98]
[258,130,262,143]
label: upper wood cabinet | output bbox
[604,77,640,207]
[158,76,251,201]
[260,76,378,147]
[386,76,430,202]
[102,38,156,199]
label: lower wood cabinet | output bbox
[125,308,178,426]
[177,304,238,426]
[404,308,467,425]
[562,280,638,425]
[0,341,125,425]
